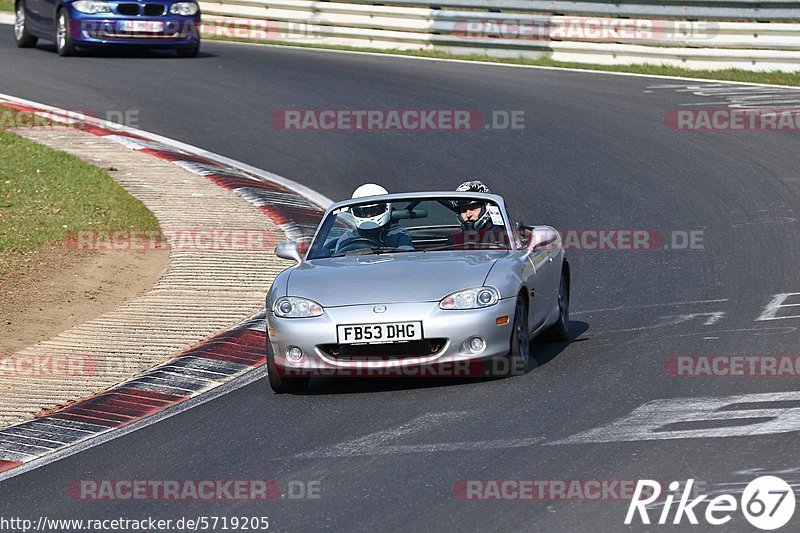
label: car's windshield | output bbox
[306,197,512,259]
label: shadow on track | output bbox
[30,43,216,59]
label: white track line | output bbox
[213,39,800,90]
[572,298,730,315]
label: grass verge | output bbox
[0,0,13,13]
[0,127,160,277]
[208,36,800,87]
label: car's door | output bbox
[527,226,561,329]
[504,206,546,332]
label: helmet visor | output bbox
[455,201,483,214]
[351,203,387,219]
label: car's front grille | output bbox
[94,31,182,39]
[143,4,165,16]
[319,339,446,360]
[117,3,140,15]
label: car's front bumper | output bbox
[267,298,517,377]
[67,12,200,47]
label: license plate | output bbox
[337,322,423,344]
[122,21,164,32]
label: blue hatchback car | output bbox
[13,0,201,56]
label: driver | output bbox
[332,184,414,253]
[454,180,494,231]
[449,180,509,249]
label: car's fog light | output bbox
[468,336,485,353]
[285,346,304,363]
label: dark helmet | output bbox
[454,180,492,230]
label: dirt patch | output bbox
[0,244,169,354]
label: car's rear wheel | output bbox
[266,342,309,394]
[176,45,199,58]
[14,2,38,48]
[504,294,531,376]
[55,9,76,56]
[542,270,570,341]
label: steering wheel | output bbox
[335,236,385,253]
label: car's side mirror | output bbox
[528,227,560,253]
[275,242,302,264]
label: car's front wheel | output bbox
[542,270,570,341]
[504,294,532,376]
[266,343,309,394]
[55,9,76,56]
[13,2,38,48]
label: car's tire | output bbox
[542,270,570,342]
[176,46,199,58]
[502,294,532,377]
[13,1,38,48]
[55,9,76,57]
[266,342,309,394]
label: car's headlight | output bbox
[72,0,111,14]
[274,297,323,318]
[440,287,499,310]
[169,2,199,15]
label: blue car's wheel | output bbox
[14,1,38,48]
[55,9,76,56]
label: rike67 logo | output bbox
[626,477,796,530]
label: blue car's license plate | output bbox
[121,20,164,32]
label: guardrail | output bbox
[198,0,800,71]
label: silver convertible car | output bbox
[265,191,570,393]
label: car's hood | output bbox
[287,251,506,307]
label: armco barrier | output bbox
[198,0,800,71]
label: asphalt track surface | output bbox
[1,35,799,532]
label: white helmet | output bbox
[350,183,391,230]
